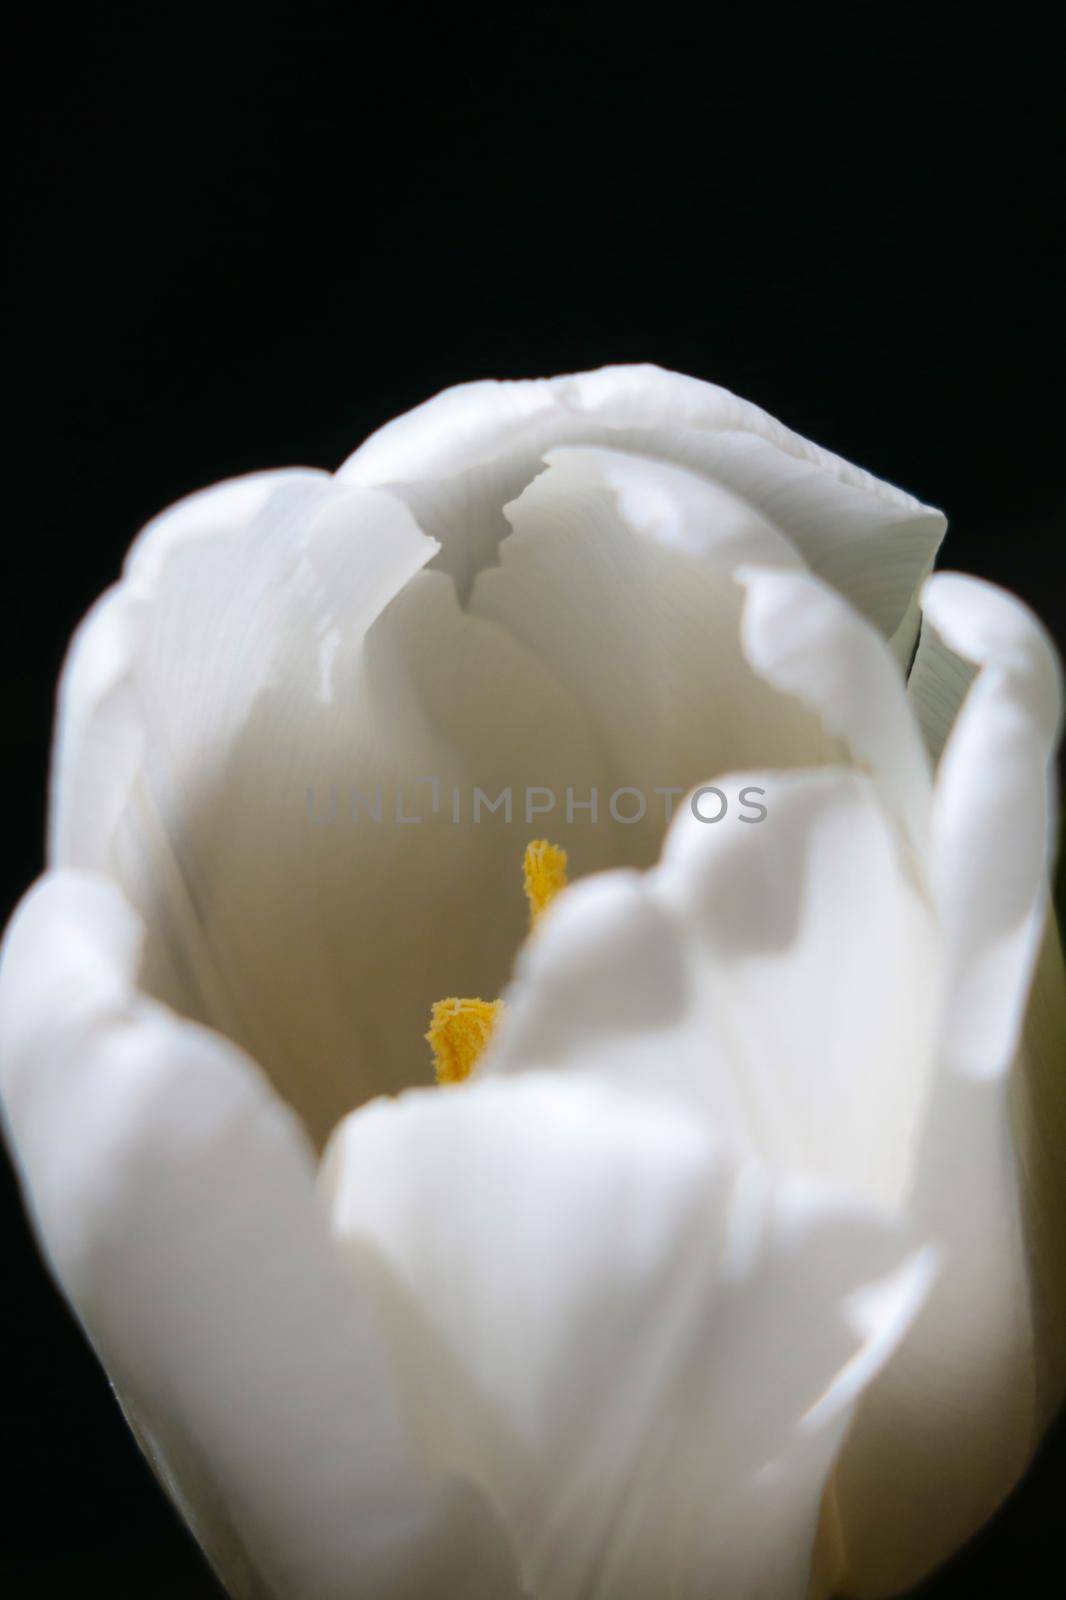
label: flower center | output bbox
[425,839,568,1085]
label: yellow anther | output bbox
[426,841,569,1085]
[523,839,569,927]
[425,997,505,1086]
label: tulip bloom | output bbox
[1,366,1062,1599]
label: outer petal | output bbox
[340,364,945,644]
[925,575,1060,1076]
[47,469,611,1143]
[49,470,337,874]
[0,871,521,1600]
[324,1073,934,1600]
[833,574,1064,1595]
[1012,910,1066,1426]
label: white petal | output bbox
[737,566,932,848]
[0,871,521,1600]
[924,574,1061,1075]
[492,768,938,1211]
[833,574,1063,1594]
[52,471,336,866]
[324,1073,934,1600]
[48,583,147,871]
[1011,910,1066,1427]
[341,364,945,640]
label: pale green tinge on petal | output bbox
[0,871,523,1600]
[884,560,932,675]
[325,1073,934,1600]
[906,608,979,768]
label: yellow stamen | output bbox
[523,838,569,927]
[426,841,569,1085]
[426,997,505,1085]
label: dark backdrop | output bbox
[4,4,1063,1594]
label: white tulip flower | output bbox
[1,365,1062,1599]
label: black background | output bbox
[3,4,1064,1594]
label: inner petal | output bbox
[470,447,840,871]
[109,452,848,1149]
